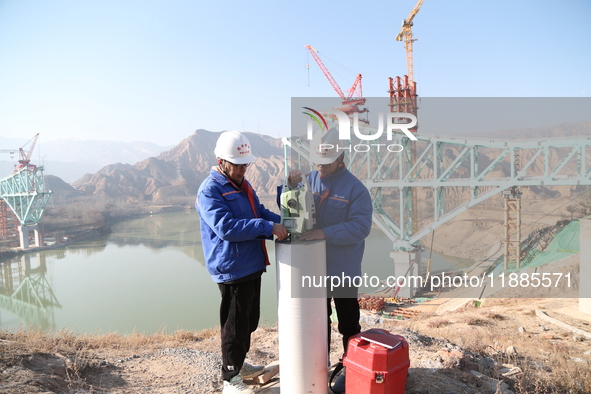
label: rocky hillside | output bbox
[71,130,285,203]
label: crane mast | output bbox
[391,0,424,241]
[396,0,424,84]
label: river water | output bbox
[0,211,462,334]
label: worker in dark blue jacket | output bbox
[197,130,288,394]
[285,127,372,382]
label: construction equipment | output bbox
[280,177,316,236]
[395,0,425,84]
[391,0,424,239]
[304,45,368,121]
[0,133,51,249]
[0,133,40,171]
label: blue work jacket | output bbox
[197,169,281,283]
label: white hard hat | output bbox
[214,130,255,164]
[310,127,343,165]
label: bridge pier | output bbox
[391,250,421,298]
[18,225,42,249]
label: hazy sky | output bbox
[1,0,590,146]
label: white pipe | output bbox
[276,239,328,393]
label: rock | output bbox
[571,357,589,364]
[573,335,584,342]
[539,325,549,331]
[461,370,481,385]
[483,357,495,368]
[518,326,526,333]
[505,346,518,356]
[584,350,591,356]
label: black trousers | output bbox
[218,277,261,381]
[327,296,361,355]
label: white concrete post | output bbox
[391,250,420,298]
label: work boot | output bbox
[222,374,254,394]
[239,362,265,379]
[332,369,346,393]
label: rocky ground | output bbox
[1,297,590,394]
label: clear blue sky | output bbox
[1,0,590,146]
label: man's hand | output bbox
[272,223,289,241]
[298,229,325,241]
[287,170,303,188]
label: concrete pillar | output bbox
[18,226,30,249]
[17,224,40,249]
[580,218,591,314]
[391,250,421,298]
[33,226,41,247]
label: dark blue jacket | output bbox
[197,169,281,283]
[310,168,372,277]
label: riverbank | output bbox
[1,297,590,393]
[0,204,190,259]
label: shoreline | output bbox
[0,204,190,260]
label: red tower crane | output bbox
[0,133,40,171]
[305,45,368,121]
[18,133,39,169]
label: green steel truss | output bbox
[283,135,591,250]
[0,166,52,226]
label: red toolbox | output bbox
[343,328,409,394]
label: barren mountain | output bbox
[71,130,285,204]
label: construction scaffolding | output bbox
[503,187,523,270]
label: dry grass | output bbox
[395,300,591,393]
[0,327,206,354]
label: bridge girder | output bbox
[0,166,52,226]
[284,134,591,250]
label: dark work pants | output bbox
[327,296,361,355]
[218,277,261,381]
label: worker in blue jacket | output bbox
[197,130,288,394]
[285,127,372,390]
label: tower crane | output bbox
[391,0,424,241]
[304,45,368,121]
[395,0,425,85]
[0,133,40,171]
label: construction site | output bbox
[1,0,590,393]
[0,133,52,250]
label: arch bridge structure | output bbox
[0,166,52,249]
[284,133,591,296]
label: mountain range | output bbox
[68,129,285,204]
[0,138,170,183]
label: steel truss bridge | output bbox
[0,166,52,247]
[284,134,591,251]
[0,166,52,226]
